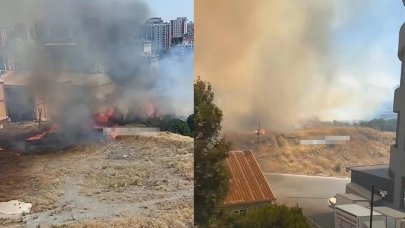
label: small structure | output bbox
[336,193,370,207]
[0,71,113,123]
[223,150,276,213]
[374,207,405,228]
[334,204,386,228]
[346,164,392,206]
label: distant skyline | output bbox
[147,0,194,22]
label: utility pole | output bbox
[37,107,42,129]
[370,185,374,228]
[257,121,260,150]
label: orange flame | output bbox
[93,107,115,126]
[27,124,59,141]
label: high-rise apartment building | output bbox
[145,17,171,55]
[170,17,187,38]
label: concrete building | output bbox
[223,151,276,213]
[0,71,113,124]
[143,40,152,56]
[335,204,386,228]
[170,17,187,38]
[145,17,171,55]
[187,21,194,37]
[345,0,405,211]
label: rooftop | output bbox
[374,206,405,218]
[335,204,382,217]
[348,164,391,180]
[223,151,275,206]
[336,193,367,201]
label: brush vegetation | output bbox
[226,126,394,176]
[224,205,311,228]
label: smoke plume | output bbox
[0,0,193,132]
[196,0,395,132]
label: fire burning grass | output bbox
[0,132,193,227]
[1,105,182,155]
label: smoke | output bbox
[0,0,193,132]
[196,0,397,132]
[155,46,194,119]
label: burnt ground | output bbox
[0,127,193,228]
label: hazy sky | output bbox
[330,0,404,119]
[147,0,194,22]
[196,0,405,131]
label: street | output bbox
[265,173,350,228]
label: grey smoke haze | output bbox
[0,0,193,131]
[196,0,396,132]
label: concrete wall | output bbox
[351,170,394,204]
[0,82,7,121]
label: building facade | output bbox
[145,17,171,55]
[345,0,405,211]
[170,17,187,38]
[389,0,405,209]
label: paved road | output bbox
[265,173,350,228]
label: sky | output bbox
[329,0,404,119]
[195,0,405,132]
[147,0,194,22]
[147,0,403,121]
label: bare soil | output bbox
[0,131,193,227]
[225,126,395,177]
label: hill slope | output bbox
[225,126,395,177]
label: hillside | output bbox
[225,126,395,177]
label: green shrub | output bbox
[187,114,194,133]
[226,204,311,228]
[334,163,341,172]
[168,119,191,136]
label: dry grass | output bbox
[0,132,193,227]
[64,207,193,228]
[226,126,395,177]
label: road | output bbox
[265,173,350,228]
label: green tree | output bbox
[187,113,194,133]
[194,77,232,226]
[228,205,311,228]
[168,118,191,136]
[358,118,397,132]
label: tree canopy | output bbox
[227,205,311,228]
[194,77,232,226]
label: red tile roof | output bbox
[224,151,275,206]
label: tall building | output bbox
[389,0,405,209]
[170,17,187,39]
[170,17,187,38]
[145,17,171,55]
[187,21,194,37]
[345,0,405,211]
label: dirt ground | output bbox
[0,131,194,227]
[226,126,395,177]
